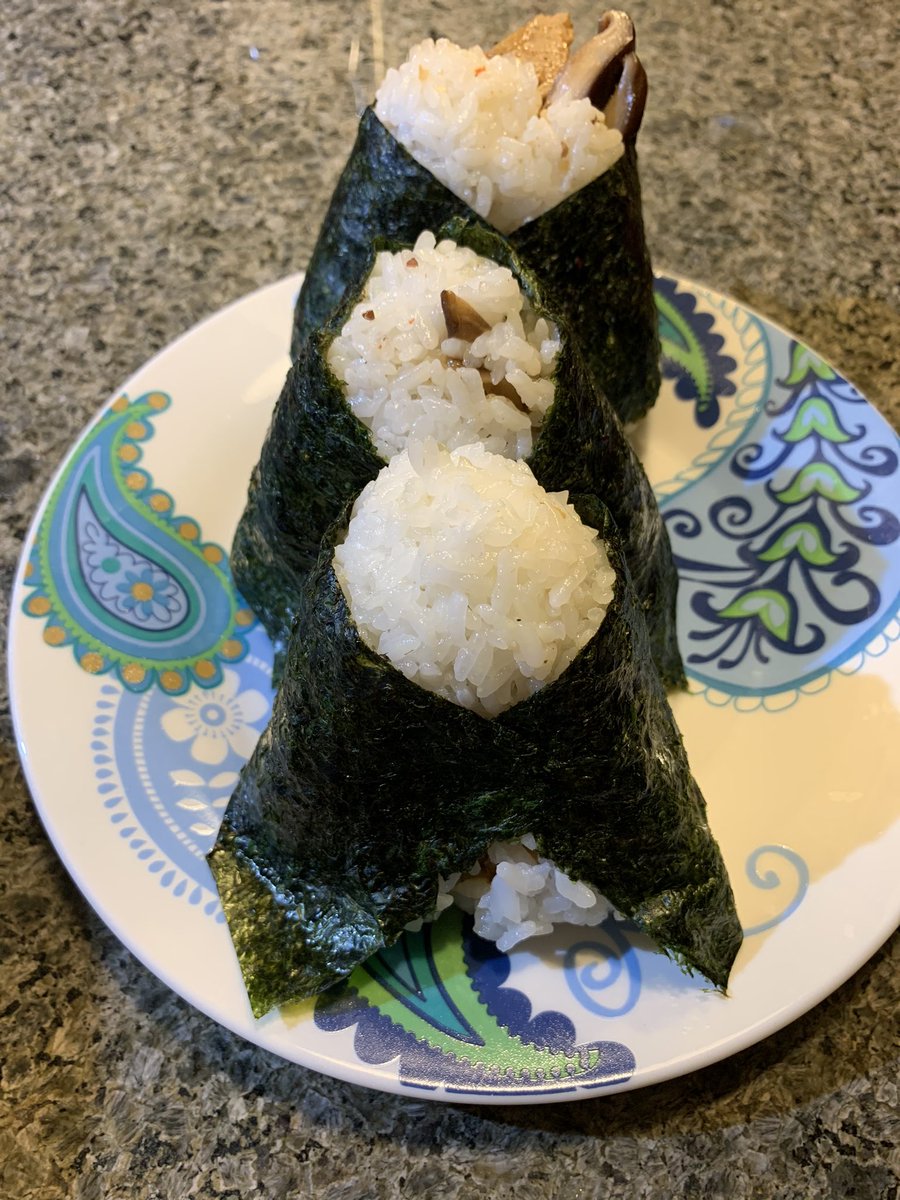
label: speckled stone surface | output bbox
[1,1,898,1196]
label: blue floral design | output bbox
[96,625,274,908]
[115,566,183,623]
[160,666,270,765]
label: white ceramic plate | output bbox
[10,274,900,1103]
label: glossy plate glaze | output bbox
[9,274,900,1103]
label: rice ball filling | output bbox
[326,231,561,464]
[332,442,615,720]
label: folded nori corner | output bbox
[210,499,740,1018]
[233,222,684,687]
[292,107,660,427]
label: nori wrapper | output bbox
[291,106,660,426]
[210,498,741,1017]
[234,222,684,687]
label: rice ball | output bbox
[326,231,560,462]
[332,442,615,718]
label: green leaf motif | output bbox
[656,292,714,407]
[774,462,861,505]
[358,914,482,1045]
[757,523,838,567]
[782,342,837,387]
[782,396,852,444]
[347,908,602,1080]
[717,589,792,641]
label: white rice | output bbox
[407,835,613,949]
[326,231,560,462]
[453,835,613,951]
[333,442,615,719]
[375,38,624,234]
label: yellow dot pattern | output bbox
[27,596,51,616]
[122,663,146,685]
[43,627,66,646]
[149,493,171,513]
[160,670,184,691]
[81,652,104,674]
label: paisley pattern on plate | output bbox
[664,340,900,700]
[656,275,738,430]
[13,274,899,1101]
[314,908,637,1095]
[650,280,772,501]
[21,392,257,694]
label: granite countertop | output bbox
[2,1,898,1196]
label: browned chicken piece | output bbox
[488,12,574,100]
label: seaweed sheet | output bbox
[292,106,660,426]
[235,222,684,686]
[210,499,740,1017]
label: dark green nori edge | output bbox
[210,499,740,1017]
[234,221,684,686]
[292,107,660,426]
[227,333,381,662]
